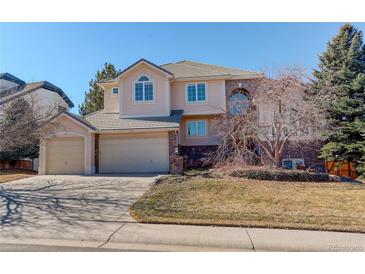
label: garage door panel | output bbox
[46,137,84,175]
[99,133,169,173]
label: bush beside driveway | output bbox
[130,174,365,233]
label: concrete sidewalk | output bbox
[1,223,365,251]
[104,223,365,252]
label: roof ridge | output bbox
[26,81,45,85]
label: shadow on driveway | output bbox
[0,175,156,241]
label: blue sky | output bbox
[1,23,365,114]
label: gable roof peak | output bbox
[98,58,174,84]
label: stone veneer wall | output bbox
[168,131,184,174]
[181,145,218,168]
[225,79,260,99]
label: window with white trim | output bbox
[187,83,206,102]
[112,87,119,94]
[187,120,207,137]
[135,75,153,101]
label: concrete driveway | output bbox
[0,174,157,243]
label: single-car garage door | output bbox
[99,132,169,173]
[46,137,84,175]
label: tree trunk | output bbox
[274,145,281,168]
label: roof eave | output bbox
[229,73,264,80]
[172,73,263,82]
[97,126,179,134]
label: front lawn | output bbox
[0,169,36,183]
[130,175,365,233]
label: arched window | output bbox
[228,89,250,115]
[135,75,153,101]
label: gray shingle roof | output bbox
[98,59,262,83]
[161,60,262,79]
[84,109,183,131]
[0,81,74,108]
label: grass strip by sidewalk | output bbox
[130,176,365,233]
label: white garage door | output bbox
[46,137,84,175]
[99,133,169,173]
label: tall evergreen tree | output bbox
[79,62,120,115]
[311,24,365,176]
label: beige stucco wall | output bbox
[171,80,226,115]
[24,88,70,115]
[103,84,120,113]
[179,115,221,146]
[256,93,316,141]
[0,79,19,91]
[38,115,94,175]
[118,63,170,117]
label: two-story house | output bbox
[0,72,74,170]
[0,73,73,116]
[38,59,323,175]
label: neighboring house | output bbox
[0,72,74,170]
[38,59,324,175]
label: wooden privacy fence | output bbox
[325,161,357,179]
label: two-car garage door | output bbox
[99,133,169,173]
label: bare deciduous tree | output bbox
[0,95,61,160]
[212,66,325,168]
[210,109,261,167]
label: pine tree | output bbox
[78,63,120,115]
[311,24,365,176]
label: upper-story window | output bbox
[135,75,153,102]
[228,89,250,115]
[186,83,206,103]
[112,87,119,94]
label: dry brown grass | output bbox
[130,175,365,233]
[0,169,36,183]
